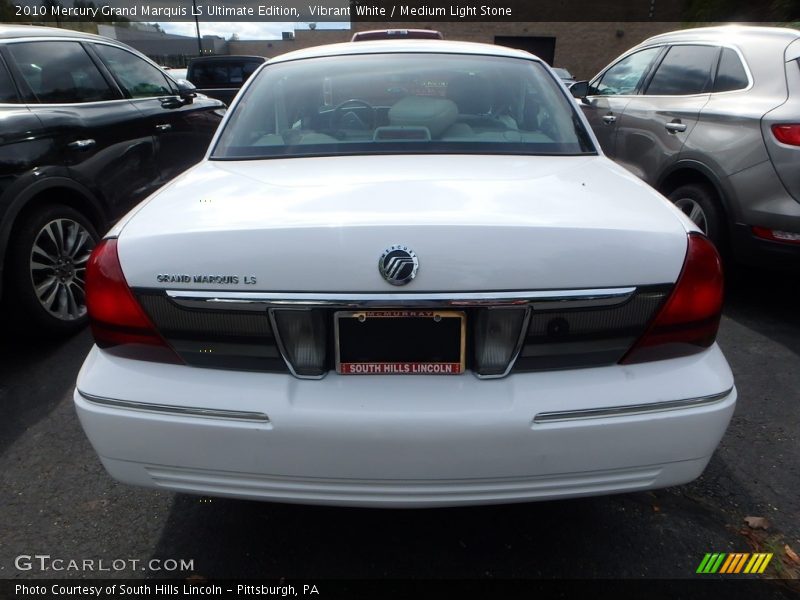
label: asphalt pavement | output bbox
[0,267,798,596]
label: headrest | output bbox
[388,96,458,138]
[447,73,493,115]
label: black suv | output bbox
[0,25,225,335]
[187,55,265,105]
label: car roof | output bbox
[0,24,107,42]
[189,55,266,64]
[641,25,800,47]
[268,39,539,65]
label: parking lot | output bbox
[0,265,797,593]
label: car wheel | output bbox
[6,204,99,336]
[668,183,726,250]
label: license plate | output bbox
[335,310,466,375]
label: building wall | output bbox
[99,24,201,57]
[228,29,348,59]
[229,22,683,80]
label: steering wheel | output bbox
[330,98,376,131]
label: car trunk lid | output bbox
[117,154,689,292]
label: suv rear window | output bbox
[212,53,595,159]
[189,61,261,88]
[8,41,115,104]
[645,45,717,96]
[713,48,749,92]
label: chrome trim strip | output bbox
[160,287,639,381]
[532,389,733,424]
[166,288,636,311]
[77,391,270,423]
[23,98,132,108]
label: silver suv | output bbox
[575,26,800,267]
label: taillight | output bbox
[85,239,182,363]
[752,226,800,245]
[621,233,723,364]
[771,124,800,146]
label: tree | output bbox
[40,0,63,25]
[684,0,799,21]
[0,0,22,20]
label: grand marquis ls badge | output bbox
[379,245,419,286]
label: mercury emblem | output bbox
[378,245,419,286]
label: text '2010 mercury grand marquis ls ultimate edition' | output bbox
[74,38,735,508]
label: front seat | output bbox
[447,73,492,115]
[446,73,514,130]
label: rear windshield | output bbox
[189,60,261,88]
[211,53,595,159]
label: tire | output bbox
[5,204,99,336]
[667,183,726,251]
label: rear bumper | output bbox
[74,345,736,508]
[727,160,800,267]
[731,223,800,269]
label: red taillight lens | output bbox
[752,226,800,245]
[621,233,723,364]
[771,124,800,146]
[86,239,181,363]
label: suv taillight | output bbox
[771,124,800,146]
[621,233,723,364]
[752,226,800,245]
[86,239,182,363]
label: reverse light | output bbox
[621,233,723,364]
[474,308,528,377]
[270,309,327,377]
[771,124,800,146]
[752,226,800,245]
[85,239,182,363]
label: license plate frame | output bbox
[335,310,466,375]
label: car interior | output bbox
[214,54,591,156]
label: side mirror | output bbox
[569,80,589,99]
[176,78,197,103]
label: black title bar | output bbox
[7,0,800,22]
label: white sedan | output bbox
[74,39,735,508]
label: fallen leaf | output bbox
[744,516,770,530]
[786,544,800,566]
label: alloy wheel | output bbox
[29,218,96,321]
[674,197,709,233]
